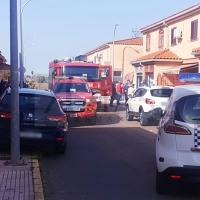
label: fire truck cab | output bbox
[52,76,97,125]
[48,57,112,111]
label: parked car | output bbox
[156,84,200,194]
[0,88,68,154]
[126,85,174,126]
[53,77,97,125]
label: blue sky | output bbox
[0,0,200,75]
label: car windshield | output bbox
[150,88,173,97]
[63,66,100,80]
[53,82,89,93]
[0,94,59,110]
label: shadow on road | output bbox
[1,119,200,199]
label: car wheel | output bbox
[139,109,148,126]
[126,106,133,121]
[55,142,66,154]
[156,168,168,194]
[88,115,96,125]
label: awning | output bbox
[162,64,198,74]
[0,62,11,70]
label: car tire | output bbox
[126,106,133,121]
[89,115,96,125]
[139,109,148,126]
[156,168,168,194]
[55,142,66,154]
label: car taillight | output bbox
[170,175,181,179]
[164,118,191,135]
[146,98,155,104]
[46,115,66,122]
[0,111,11,118]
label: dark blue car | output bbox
[0,88,68,154]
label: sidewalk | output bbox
[0,154,44,200]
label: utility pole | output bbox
[10,0,20,164]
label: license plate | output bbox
[70,114,77,117]
[20,132,42,139]
[67,108,80,111]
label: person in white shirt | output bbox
[127,84,135,99]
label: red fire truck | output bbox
[48,57,112,111]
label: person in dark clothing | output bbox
[0,79,6,96]
[109,81,116,107]
[124,80,130,102]
[19,81,29,88]
[5,76,11,88]
[23,81,28,88]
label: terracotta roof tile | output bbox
[108,37,143,45]
[85,37,143,56]
[135,49,181,61]
[85,44,109,56]
[192,47,200,53]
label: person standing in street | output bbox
[0,79,6,96]
[127,84,135,99]
[124,80,130,102]
[109,81,116,107]
[116,81,122,105]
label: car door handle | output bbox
[191,147,200,151]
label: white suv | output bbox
[126,85,173,126]
[156,84,200,194]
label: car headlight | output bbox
[86,98,95,103]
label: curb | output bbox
[31,156,45,200]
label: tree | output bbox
[38,76,46,83]
[131,27,142,38]
[1,70,10,80]
[27,81,36,89]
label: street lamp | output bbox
[24,50,34,72]
[20,44,34,77]
[20,0,32,88]
[23,44,34,58]
[122,46,140,83]
[112,24,119,81]
[23,34,36,48]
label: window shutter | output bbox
[194,20,198,40]
[171,28,176,45]
[191,19,198,40]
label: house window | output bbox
[114,71,121,76]
[158,29,164,48]
[171,27,176,46]
[191,19,198,41]
[146,33,150,51]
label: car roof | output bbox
[173,84,200,100]
[7,88,55,97]
[138,85,174,90]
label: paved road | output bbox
[41,104,200,200]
